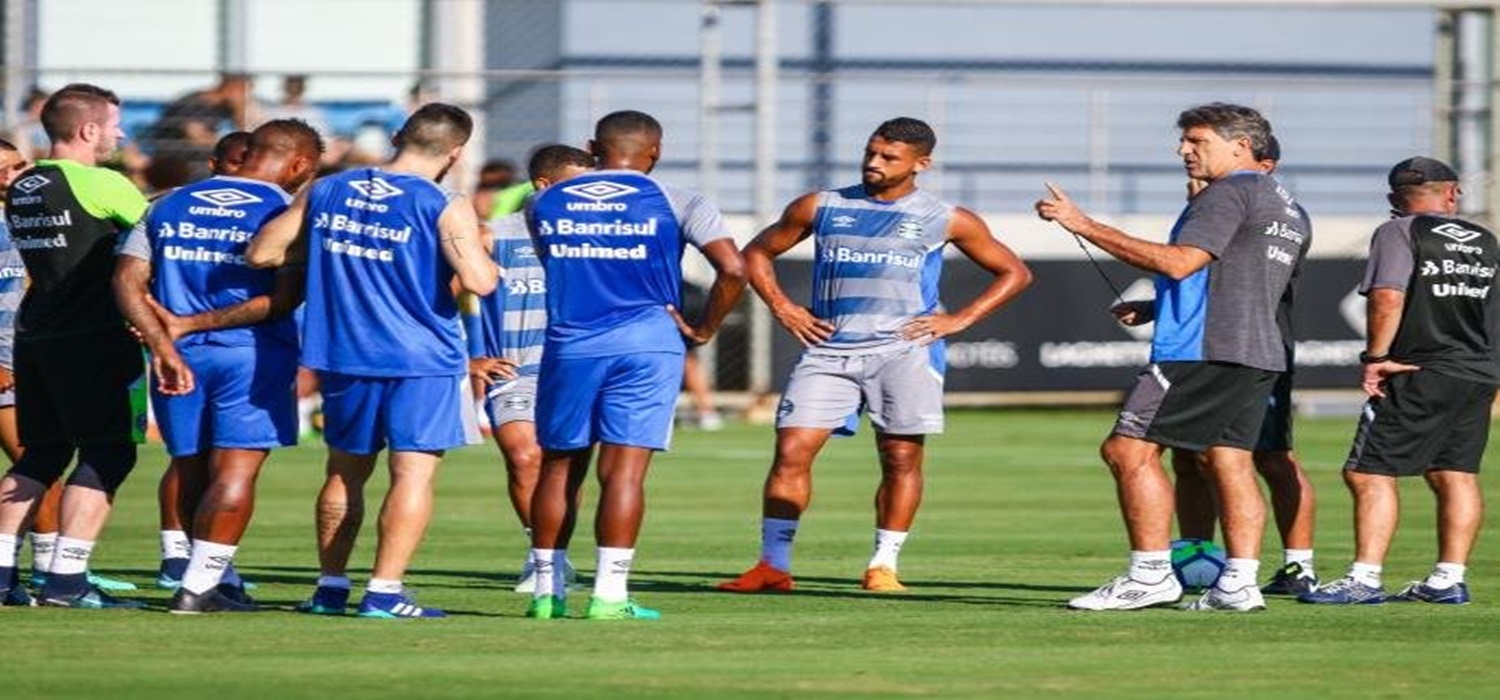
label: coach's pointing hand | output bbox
[1035,182,1092,234]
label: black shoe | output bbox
[169,586,261,614]
[2,585,37,607]
[1261,562,1318,597]
[216,582,256,606]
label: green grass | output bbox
[8,409,1500,698]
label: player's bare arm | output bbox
[1362,287,1420,398]
[439,197,500,296]
[669,237,746,346]
[246,186,310,268]
[111,255,194,395]
[1036,182,1212,280]
[901,207,1032,343]
[151,265,306,339]
[744,192,835,346]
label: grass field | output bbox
[8,408,1500,699]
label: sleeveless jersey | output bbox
[807,184,953,355]
[1385,215,1500,384]
[130,176,295,348]
[479,213,546,376]
[0,216,24,366]
[4,160,147,338]
[528,169,729,359]
[300,167,463,377]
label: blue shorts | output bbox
[152,343,298,458]
[536,352,682,451]
[318,371,467,454]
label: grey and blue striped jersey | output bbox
[479,213,546,377]
[808,185,954,355]
[0,216,24,368]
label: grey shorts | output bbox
[483,375,538,427]
[777,344,945,435]
[0,388,12,409]
[1114,361,1278,451]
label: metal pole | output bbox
[1,0,31,133]
[1454,9,1491,219]
[217,0,247,73]
[699,2,722,203]
[808,0,835,190]
[748,0,778,395]
[1434,9,1456,163]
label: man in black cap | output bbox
[1302,156,1497,606]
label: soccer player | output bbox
[153,129,260,591]
[1301,157,1496,606]
[471,144,593,592]
[0,84,149,608]
[719,117,1032,594]
[1037,103,1309,612]
[1133,136,1320,596]
[0,137,32,605]
[247,103,497,619]
[524,110,746,620]
[114,119,323,613]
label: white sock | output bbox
[298,396,319,434]
[49,537,94,576]
[1349,561,1383,588]
[1425,562,1466,589]
[317,575,351,590]
[0,533,17,568]
[760,517,798,572]
[531,548,559,598]
[367,577,403,594]
[1128,550,1172,582]
[1284,548,1314,569]
[867,529,909,571]
[30,532,58,573]
[181,540,237,594]
[592,546,634,603]
[160,530,191,561]
[1220,558,1260,589]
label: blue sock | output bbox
[1,565,17,591]
[160,558,189,580]
[44,571,88,598]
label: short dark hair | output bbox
[1177,102,1272,158]
[871,117,936,156]
[41,83,120,142]
[527,144,594,182]
[394,102,473,156]
[594,110,662,146]
[254,118,326,158]
[213,131,253,161]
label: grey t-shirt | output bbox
[1151,172,1310,372]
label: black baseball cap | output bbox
[1388,156,1458,187]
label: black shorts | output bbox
[1254,370,1294,453]
[1345,370,1496,476]
[14,327,145,448]
[1114,361,1279,452]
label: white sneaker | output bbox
[1184,581,1267,612]
[1068,573,1182,611]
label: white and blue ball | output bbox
[1170,538,1227,590]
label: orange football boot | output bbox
[717,561,795,593]
[861,566,907,592]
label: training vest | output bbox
[479,213,546,376]
[143,176,295,348]
[1392,214,1500,384]
[808,184,953,355]
[300,167,463,377]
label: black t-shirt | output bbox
[1361,213,1500,384]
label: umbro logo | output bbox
[190,188,263,207]
[1115,590,1149,601]
[896,220,923,239]
[1433,222,1483,243]
[561,180,639,202]
[13,174,49,194]
[348,177,405,201]
[831,215,857,228]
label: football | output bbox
[1170,538,1228,590]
